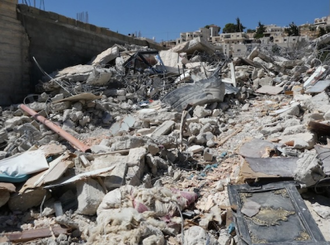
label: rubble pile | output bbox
[2,35,330,244]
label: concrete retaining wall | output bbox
[0,0,30,106]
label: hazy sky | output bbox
[20,0,330,42]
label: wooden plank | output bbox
[5,226,67,242]
[34,153,73,187]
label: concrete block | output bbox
[187,145,204,154]
[280,132,316,150]
[203,148,214,161]
[5,116,31,128]
[188,122,201,136]
[147,142,160,155]
[136,127,156,136]
[193,105,212,118]
[76,178,105,215]
[110,136,147,151]
[282,125,306,136]
[104,163,127,191]
[151,120,175,137]
[91,144,112,153]
[294,151,325,187]
[8,188,47,212]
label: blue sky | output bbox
[20,0,329,42]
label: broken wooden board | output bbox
[228,182,328,245]
[256,85,283,95]
[34,152,74,187]
[308,121,330,137]
[4,226,67,243]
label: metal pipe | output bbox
[20,104,91,153]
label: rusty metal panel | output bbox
[228,182,328,245]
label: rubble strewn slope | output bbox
[1,35,330,244]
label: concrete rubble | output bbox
[2,37,330,244]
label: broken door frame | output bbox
[228,182,328,245]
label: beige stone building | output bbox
[176,25,220,44]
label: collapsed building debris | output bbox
[2,36,330,244]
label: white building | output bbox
[176,26,220,44]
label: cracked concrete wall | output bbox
[0,0,30,106]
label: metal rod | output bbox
[20,104,91,153]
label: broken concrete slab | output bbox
[76,178,105,216]
[171,37,216,55]
[240,157,298,183]
[255,85,283,95]
[91,46,119,66]
[314,144,330,175]
[151,120,175,137]
[294,151,325,187]
[305,80,330,94]
[51,64,94,82]
[239,138,277,158]
[86,67,113,85]
[280,132,316,149]
[304,66,326,88]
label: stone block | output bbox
[187,145,204,154]
[188,122,201,136]
[76,178,105,216]
[280,132,316,150]
[104,163,127,191]
[136,127,156,136]
[151,120,175,137]
[8,188,47,212]
[147,142,160,155]
[193,105,212,118]
[203,148,214,162]
[5,116,31,128]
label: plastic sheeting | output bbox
[0,150,48,177]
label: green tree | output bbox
[285,22,300,36]
[247,29,255,33]
[254,21,266,39]
[235,17,246,32]
[223,23,237,33]
[223,18,246,33]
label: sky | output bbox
[21,0,330,42]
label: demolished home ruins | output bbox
[3,31,330,244]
